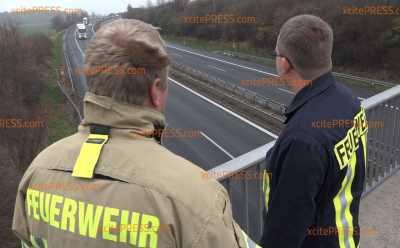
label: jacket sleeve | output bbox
[192,189,262,248]
[12,174,33,247]
[13,165,40,248]
[260,135,327,248]
[193,217,262,248]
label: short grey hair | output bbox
[277,15,333,80]
[85,19,170,105]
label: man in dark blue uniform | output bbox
[260,15,368,248]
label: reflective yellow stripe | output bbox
[333,153,357,248]
[21,240,31,248]
[263,170,270,211]
[30,235,48,248]
[333,108,367,248]
[72,134,109,178]
[241,230,262,248]
[361,133,367,172]
[360,107,368,172]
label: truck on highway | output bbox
[76,23,87,40]
[83,17,88,25]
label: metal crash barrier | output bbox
[208,85,400,241]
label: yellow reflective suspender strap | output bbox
[241,230,262,248]
[72,125,110,178]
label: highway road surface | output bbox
[64,21,277,171]
[166,42,381,104]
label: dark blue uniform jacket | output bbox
[260,72,368,248]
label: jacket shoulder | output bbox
[28,133,229,220]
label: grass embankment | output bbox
[18,21,76,143]
[0,26,77,248]
[43,32,76,144]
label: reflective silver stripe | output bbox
[242,230,261,248]
[30,235,48,248]
[247,237,257,248]
[335,156,357,248]
[21,241,31,248]
[339,164,352,248]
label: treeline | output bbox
[0,21,52,248]
[51,12,87,31]
[125,0,400,79]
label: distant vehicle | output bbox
[83,17,88,25]
[76,23,87,40]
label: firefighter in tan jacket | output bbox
[12,19,261,248]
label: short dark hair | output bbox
[277,15,333,80]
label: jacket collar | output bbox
[284,71,335,124]
[79,92,166,143]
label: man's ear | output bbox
[278,56,292,75]
[148,78,163,108]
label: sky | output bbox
[0,0,154,15]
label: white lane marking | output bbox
[200,132,235,159]
[168,45,276,76]
[74,29,85,58]
[278,87,294,95]
[168,45,371,101]
[168,77,279,139]
[208,65,226,72]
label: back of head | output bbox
[277,14,333,80]
[85,19,170,105]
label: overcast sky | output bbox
[0,0,154,15]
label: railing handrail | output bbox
[210,84,400,182]
[362,85,400,110]
[208,141,275,181]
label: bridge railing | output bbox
[362,85,400,194]
[208,84,400,241]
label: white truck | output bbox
[83,17,88,25]
[76,23,87,40]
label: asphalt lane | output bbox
[164,80,276,169]
[168,44,294,105]
[167,42,380,103]
[65,20,276,170]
